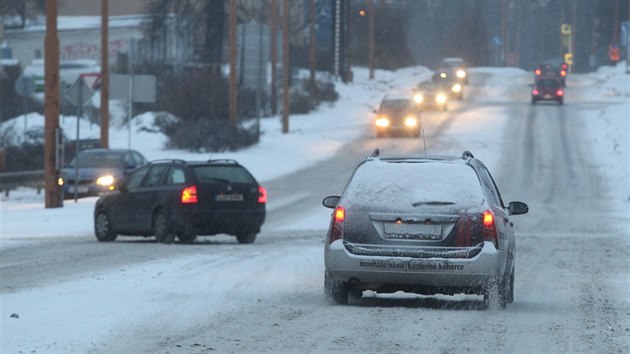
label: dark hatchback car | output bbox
[374,96,421,138]
[322,150,528,309]
[532,77,564,105]
[94,159,267,244]
[61,148,148,198]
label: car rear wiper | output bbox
[412,201,455,207]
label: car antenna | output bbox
[422,129,427,155]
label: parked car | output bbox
[61,148,147,198]
[322,149,528,309]
[532,77,564,105]
[93,158,267,244]
[374,96,421,138]
[413,80,449,111]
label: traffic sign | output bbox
[65,77,94,107]
[561,24,572,35]
[15,76,36,97]
[564,53,573,65]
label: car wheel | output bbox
[94,211,117,242]
[177,234,197,244]
[236,232,257,244]
[531,98,537,105]
[324,272,348,305]
[153,210,175,244]
[484,276,507,310]
[558,98,564,105]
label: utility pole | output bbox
[100,0,109,148]
[333,0,340,78]
[500,0,506,65]
[571,0,577,73]
[368,0,374,79]
[309,0,317,87]
[282,0,289,134]
[44,0,62,208]
[270,0,278,115]
[229,0,238,125]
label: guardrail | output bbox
[0,170,45,196]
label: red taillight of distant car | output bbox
[181,185,198,204]
[561,63,568,70]
[482,210,498,248]
[329,206,345,243]
[535,69,541,76]
[532,89,539,95]
[560,70,566,77]
[258,186,267,204]
[556,89,564,96]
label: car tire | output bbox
[94,211,117,242]
[531,98,537,105]
[236,232,257,244]
[558,98,564,105]
[324,272,348,305]
[153,210,175,244]
[177,234,197,244]
[484,276,507,310]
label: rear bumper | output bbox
[173,208,266,235]
[324,240,506,293]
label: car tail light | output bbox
[455,214,474,247]
[535,69,541,76]
[482,210,498,248]
[532,89,539,95]
[561,63,568,70]
[329,206,345,243]
[258,186,267,204]
[560,70,566,77]
[556,89,564,96]
[181,185,198,204]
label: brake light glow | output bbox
[482,210,498,248]
[329,206,345,243]
[535,69,541,76]
[560,70,566,77]
[532,89,539,95]
[258,186,267,203]
[181,185,198,204]
[561,63,568,70]
[556,89,564,96]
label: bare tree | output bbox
[0,0,45,29]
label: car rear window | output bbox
[342,160,485,212]
[538,79,559,87]
[193,165,256,184]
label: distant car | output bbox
[441,57,468,84]
[93,159,267,244]
[374,96,421,138]
[322,149,528,309]
[413,81,448,111]
[21,125,101,164]
[432,69,464,100]
[534,60,567,86]
[61,148,147,198]
[532,77,564,105]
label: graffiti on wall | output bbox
[60,39,129,61]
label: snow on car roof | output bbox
[342,159,485,212]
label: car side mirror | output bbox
[322,196,341,209]
[508,201,529,215]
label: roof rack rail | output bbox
[207,159,239,164]
[369,148,381,158]
[461,151,474,159]
[149,159,187,164]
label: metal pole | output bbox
[270,0,278,115]
[368,0,375,79]
[229,0,238,125]
[100,0,109,148]
[256,21,263,142]
[282,0,289,134]
[74,84,81,202]
[44,0,62,208]
[127,75,132,149]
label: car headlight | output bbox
[375,117,390,127]
[456,70,466,78]
[439,72,447,78]
[413,93,423,104]
[436,94,447,103]
[57,177,64,186]
[452,84,462,93]
[404,116,418,127]
[96,175,115,186]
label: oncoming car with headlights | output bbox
[433,69,464,100]
[60,149,148,198]
[413,80,448,111]
[441,57,468,84]
[374,96,421,138]
[322,150,529,309]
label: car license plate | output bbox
[68,185,88,194]
[215,194,243,202]
[384,223,441,240]
[544,94,552,99]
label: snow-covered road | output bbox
[1,67,629,353]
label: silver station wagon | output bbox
[322,150,528,309]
